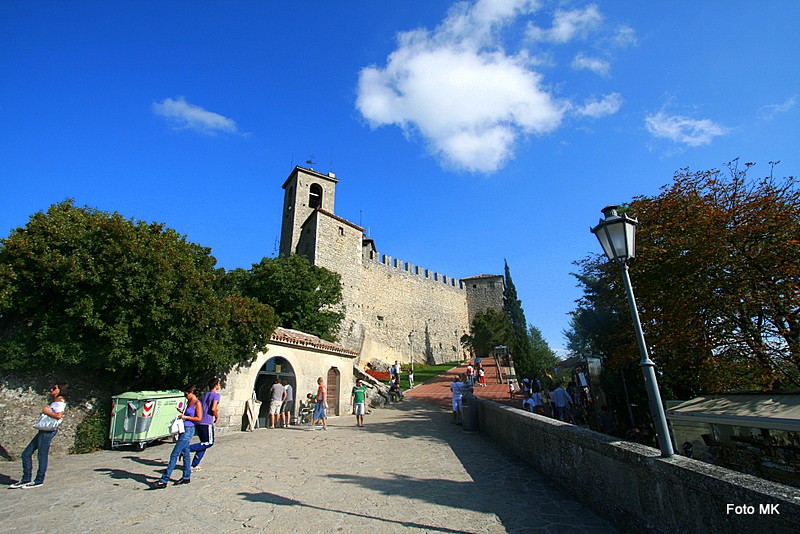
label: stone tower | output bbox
[276,165,503,366]
[279,166,338,257]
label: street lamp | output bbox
[591,205,674,457]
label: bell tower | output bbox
[279,166,338,257]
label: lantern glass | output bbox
[591,206,637,262]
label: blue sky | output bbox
[2,1,798,355]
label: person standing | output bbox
[551,383,573,422]
[155,385,202,488]
[189,377,220,470]
[310,377,328,431]
[450,375,464,425]
[281,378,294,428]
[10,383,68,489]
[407,368,414,389]
[478,367,486,387]
[268,379,285,429]
[351,378,367,427]
[531,387,546,416]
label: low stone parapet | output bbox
[477,399,800,533]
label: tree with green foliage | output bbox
[0,200,277,389]
[238,255,344,342]
[503,260,536,377]
[462,308,511,357]
[567,160,800,396]
[528,324,558,376]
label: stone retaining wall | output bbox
[476,399,800,533]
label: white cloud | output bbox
[571,53,609,76]
[644,111,729,146]
[526,4,602,43]
[355,0,633,173]
[610,25,637,48]
[758,96,797,120]
[356,0,569,174]
[576,93,622,118]
[152,96,238,135]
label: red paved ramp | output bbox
[405,359,521,409]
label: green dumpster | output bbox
[109,390,184,450]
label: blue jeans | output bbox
[188,424,214,467]
[21,430,58,484]
[159,425,195,482]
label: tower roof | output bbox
[282,165,338,189]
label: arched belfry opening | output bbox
[253,356,296,428]
[309,183,323,209]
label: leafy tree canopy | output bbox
[567,160,800,395]
[463,308,510,357]
[0,200,277,389]
[236,255,344,342]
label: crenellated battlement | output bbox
[363,247,464,289]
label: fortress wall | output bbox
[352,258,470,365]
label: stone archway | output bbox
[326,367,340,416]
[253,356,296,428]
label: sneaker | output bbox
[9,481,32,489]
[174,478,191,486]
[21,482,43,489]
[191,465,202,471]
[154,480,168,489]
[308,427,315,431]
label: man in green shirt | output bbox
[351,379,368,427]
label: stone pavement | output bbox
[0,398,616,534]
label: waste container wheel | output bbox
[137,442,147,451]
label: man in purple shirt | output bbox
[190,377,221,470]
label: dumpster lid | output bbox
[112,390,183,400]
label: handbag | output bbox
[169,416,185,435]
[33,413,61,432]
[169,399,193,435]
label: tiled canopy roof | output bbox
[270,327,359,357]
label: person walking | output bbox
[351,378,367,427]
[189,378,220,471]
[281,378,294,428]
[10,382,68,489]
[450,375,464,425]
[551,383,573,422]
[155,385,202,488]
[310,377,328,431]
[268,379,285,429]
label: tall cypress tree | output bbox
[503,260,533,377]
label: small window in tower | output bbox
[338,226,344,236]
[309,183,323,208]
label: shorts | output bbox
[281,400,293,413]
[452,397,462,412]
[313,401,327,420]
[269,400,282,415]
[353,402,365,415]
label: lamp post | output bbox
[591,205,674,457]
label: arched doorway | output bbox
[326,367,340,416]
[253,356,296,428]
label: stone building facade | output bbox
[279,166,504,366]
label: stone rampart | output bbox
[353,258,469,365]
[477,399,800,533]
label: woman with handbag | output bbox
[154,385,202,488]
[9,382,68,489]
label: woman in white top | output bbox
[10,382,67,489]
